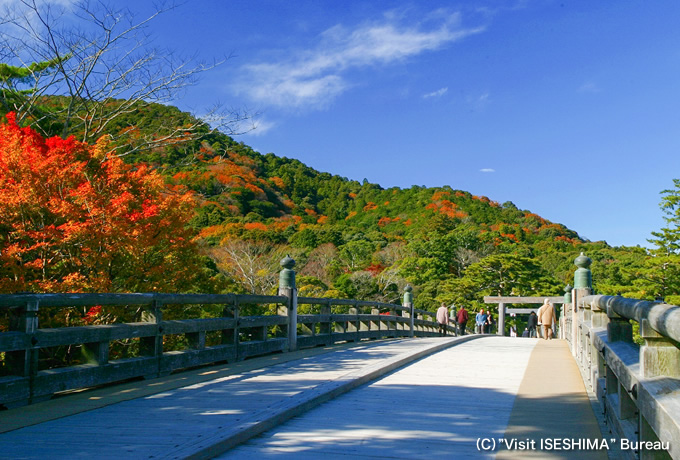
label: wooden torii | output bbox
[483,296,565,336]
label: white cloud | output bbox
[247,118,276,136]
[464,91,491,112]
[577,81,600,93]
[235,10,485,109]
[480,168,495,173]
[423,87,448,99]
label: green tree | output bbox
[637,179,680,301]
[649,179,680,255]
[455,254,561,298]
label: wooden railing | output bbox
[0,279,452,408]
[561,258,680,459]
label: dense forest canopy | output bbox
[2,96,677,322]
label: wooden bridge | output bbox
[0,255,678,459]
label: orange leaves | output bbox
[363,202,378,211]
[244,222,268,231]
[269,176,285,189]
[431,190,451,202]
[378,216,392,227]
[0,113,201,293]
[427,191,468,220]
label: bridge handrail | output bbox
[0,293,287,308]
[581,294,680,344]
[564,257,680,459]
[298,296,407,311]
[0,285,450,408]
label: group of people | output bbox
[435,298,557,339]
[474,308,495,334]
[436,303,470,336]
[523,298,557,339]
[436,303,498,336]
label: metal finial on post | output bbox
[564,284,573,304]
[403,285,413,306]
[403,285,414,337]
[574,252,592,290]
[279,255,296,290]
[278,256,297,351]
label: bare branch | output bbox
[0,0,245,155]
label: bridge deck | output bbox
[0,336,607,459]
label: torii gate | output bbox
[483,296,565,336]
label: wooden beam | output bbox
[506,308,539,314]
[483,296,564,304]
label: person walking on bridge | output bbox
[456,305,469,335]
[436,303,449,337]
[537,299,556,340]
[485,312,495,334]
[527,310,538,338]
[475,309,487,334]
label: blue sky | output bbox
[123,2,680,247]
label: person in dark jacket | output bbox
[457,305,469,335]
[527,311,538,338]
[485,313,495,335]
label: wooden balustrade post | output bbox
[561,284,572,340]
[403,285,414,338]
[348,302,359,342]
[222,301,237,346]
[7,301,39,401]
[82,339,109,365]
[278,256,298,352]
[640,318,680,378]
[370,306,380,336]
[140,299,163,378]
[319,302,332,345]
[606,306,633,343]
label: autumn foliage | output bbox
[0,113,208,293]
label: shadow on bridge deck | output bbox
[0,336,609,459]
[496,339,609,460]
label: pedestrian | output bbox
[475,309,487,334]
[527,311,538,338]
[537,298,556,340]
[522,327,529,338]
[486,313,495,335]
[436,302,449,337]
[457,305,469,336]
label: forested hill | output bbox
[104,102,582,242]
[95,102,592,305]
[1,100,651,310]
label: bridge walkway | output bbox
[0,336,608,459]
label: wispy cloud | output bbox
[577,81,600,93]
[246,118,276,136]
[423,87,448,99]
[480,168,495,173]
[466,91,491,111]
[235,10,485,110]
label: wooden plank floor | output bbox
[217,337,538,459]
[0,337,608,459]
[0,337,470,459]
